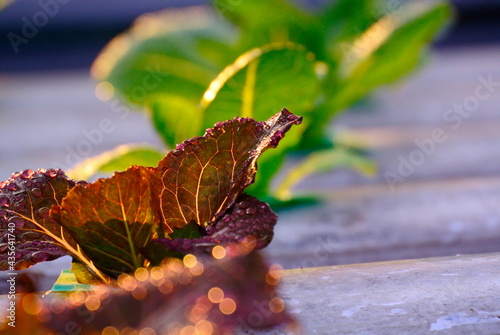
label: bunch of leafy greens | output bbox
[75,0,452,203]
[0,110,300,333]
[0,109,299,278]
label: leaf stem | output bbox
[13,211,111,284]
[241,59,259,118]
[117,185,141,269]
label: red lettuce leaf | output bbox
[0,169,77,270]
[51,166,162,279]
[208,194,277,249]
[4,110,301,280]
[151,108,302,233]
[145,194,278,264]
[41,250,295,334]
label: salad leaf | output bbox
[151,108,302,232]
[149,94,202,148]
[52,166,161,279]
[145,194,277,264]
[275,148,377,201]
[200,44,319,130]
[0,169,74,270]
[92,6,235,106]
[300,1,452,149]
[169,221,204,240]
[0,169,110,282]
[67,144,164,181]
[208,194,277,250]
[215,0,326,60]
[322,0,381,49]
[199,43,318,198]
[88,0,452,204]
[2,110,301,279]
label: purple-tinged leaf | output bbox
[0,169,76,270]
[3,110,301,280]
[145,194,278,263]
[208,194,277,249]
[152,108,302,233]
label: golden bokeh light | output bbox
[266,264,284,286]
[177,271,193,286]
[93,285,111,300]
[269,297,285,313]
[167,321,183,335]
[85,295,101,311]
[179,325,196,335]
[189,262,204,276]
[118,274,138,291]
[132,286,148,301]
[95,81,115,101]
[135,267,149,282]
[102,326,120,335]
[207,287,224,303]
[22,293,42,315]
[306,51,316,61]
[314,61,329,77]
[211,245,226,259]
[164,258,184,273]
[183,254,198,268]
[219,298,237,315]
[150,266,164,280]
[138,328,156,335]
[49,299,65,314]
[195,320,213,335]
[185,302,211,323]
[159,278,174,294]
[120,327,139,335]
[237,236,257,255]
[67,291,86,306]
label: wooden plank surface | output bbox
[268,176,500,269]
[241,253,500,335]
[0,72,163,180]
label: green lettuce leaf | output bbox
[67,144,164,181]
[92,6,235,106]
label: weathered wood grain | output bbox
[241,253,500,335]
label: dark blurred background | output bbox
[0,0,499,73]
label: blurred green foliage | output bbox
[72,0,452,203]
[0,0,14,10]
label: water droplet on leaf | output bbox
[7,183,18,191]
[30,251,52,263]
[245,207,256,215]
[0,197,9,208]
[36,207,50,219]
[20,170,35,179]
[238,200,250,209]
[31,188,42,197]
[44,170,58,178]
